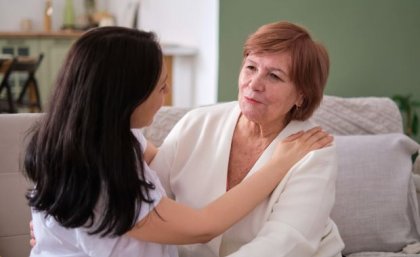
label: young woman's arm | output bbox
[143,140,158,164]
[127,127,332,244]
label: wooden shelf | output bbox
[0,31,84,39]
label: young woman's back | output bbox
[30,131,177,257]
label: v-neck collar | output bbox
[225,104,303,184]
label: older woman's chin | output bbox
[239,106,265,121]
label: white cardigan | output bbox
[150,102,344,257]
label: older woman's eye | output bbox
[246,65,256,71]
[269,73,282,81]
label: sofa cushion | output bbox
[332,133,420,255]
[142,106,191,146]
[311,95,403,135]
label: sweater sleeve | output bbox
[131,129,147,153]
[227,146,342,257]
[148,116,186,199]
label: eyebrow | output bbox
[246,58,288,76]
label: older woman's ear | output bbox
[296,93,304,107]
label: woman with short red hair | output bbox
[152,21,344,257]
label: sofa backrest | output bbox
[143,95,404,147]
[0,113,42,257]
[311,95,403,135]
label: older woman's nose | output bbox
[249,75,264,91]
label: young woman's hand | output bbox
[271,127,333,170]
[29,220,36,247]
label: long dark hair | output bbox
[24,27,163,237]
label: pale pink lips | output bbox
[244,96,263,104]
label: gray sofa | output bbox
[1,95,420,257]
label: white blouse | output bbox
[30,130,178,257]
[150,102,344,257]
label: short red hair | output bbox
[243,21,329,121]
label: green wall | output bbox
[218,0,420,102]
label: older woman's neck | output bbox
[237,114,286,139]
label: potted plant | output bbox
[392,94,420,140]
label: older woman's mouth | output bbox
[244,96,263,104]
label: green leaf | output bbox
[392,95,410,110]
[413,113,419,136]
[411,100,420,107]
[392,95,405,103]
[391,94,420,141]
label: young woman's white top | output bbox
[30,130,178,257]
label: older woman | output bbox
[150,21,344,257]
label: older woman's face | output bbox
[238,52,302,125]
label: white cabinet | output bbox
[0,38,40,56]
[38,38,75,103]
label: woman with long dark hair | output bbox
[25,26,332,257]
